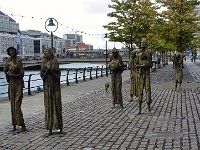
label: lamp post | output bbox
[45,18,58,52]
[104,33,109,77]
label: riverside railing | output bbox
[0,65,111,98]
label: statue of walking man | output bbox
[136,38,152,115]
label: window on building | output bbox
[34,40,40,53]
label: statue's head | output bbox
[43,48,54,59]
[7,47,17,57]
[112,47,119,56]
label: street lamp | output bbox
[45,18,58,52]
[103,33,109,77]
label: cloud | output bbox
[83,0,111,14]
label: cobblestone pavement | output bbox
[0,61,200,150]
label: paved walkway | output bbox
[0,60,200,150]
[0,70,130,128]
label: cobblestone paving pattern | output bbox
[0,64,200,150]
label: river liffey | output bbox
[0,63,105,99]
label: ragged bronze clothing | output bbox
[136,49,152,102]
[174,53,183,83]
[129,51,138,97]
[4,56,25,126]
[109,54,124,105]
[41,52,63,131]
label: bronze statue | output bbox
[109,48,124,108]
[136,38,152,114]
[173,52,183,91]
[4,47,26,133]
[129,51,138,102]
[40,48,63,136]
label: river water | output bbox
[0,63,105,99]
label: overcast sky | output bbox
[0,0,124,49]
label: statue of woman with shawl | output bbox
[40,48,63,136]
[109,48,124,108]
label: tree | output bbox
[103,0,159,53]
[155,0,200,52]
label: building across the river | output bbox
[0,11,95,61]
[0,11,129,62]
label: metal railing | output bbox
[0,65,111,98]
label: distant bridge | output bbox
[0,57,130,71]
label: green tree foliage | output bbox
[156,0,200,52]
[103,0,159,52]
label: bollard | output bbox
[28,74,33,95]
[89,67,93,80]
[83,67,86,81]
[66,69,70,85]
[101,65,103,77]
[96,66,99,78]
[75,69,78,83]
